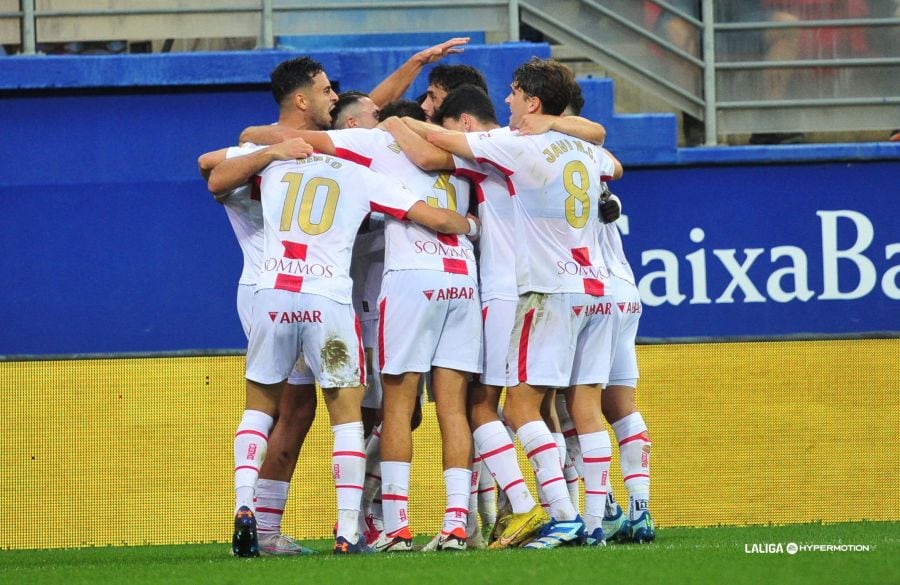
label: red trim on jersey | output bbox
[623,473,650,482]
[445,507,469,516]
[517,307,536,382]
[437,233,459,246]
[234,465,259,472]
[562,428,578,438]
[618,431,650,446]
[250,175,261,201]
[584,278,605,296]
[584,490,608,496]
[474,157,516,196]
[442,258,468,275]
[571,247,591,266]
[365,473,381,480]
[255,506,284,515]
[480,442,514,460]
[235,429,268,440]
[476,487,496,494]
[354,315,366,386]
[282,240,308,260]
[583,456,612,463]
[275,273,303,292]
[369,201,409,220]
[482,305,489,325]
[377,298,387,371]
[454,167,488,204]
[334,147,372,168]
[335,484,364,490]
[332,451,366,459]
[526,442,558,459]
[600,174,613,181]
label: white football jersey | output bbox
[466,128,616,296]
[328,128,476,277]
[222,145,264,286]
[251,152,420,304]
[453,153,517,302]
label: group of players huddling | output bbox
[199,37,655,557]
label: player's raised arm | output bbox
[206,138,314,195]
[406,201,476,236]
[368,37,469,107]
[516,113,606,145]
[380,116,455,171]
[425,126,474,160]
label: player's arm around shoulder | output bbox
[517,114,606,146]
[426,126,475,160]
[381,116,455,171]
[239,124,298,146]
[198,147,227,181]
[206,139,313,195]
[406,201,475,236]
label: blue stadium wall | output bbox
[1,45,898,356]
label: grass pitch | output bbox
[2,522,896,585]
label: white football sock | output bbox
[442,467,471,533]
[381,461,411,535]
[255,478,289,534]
[332,422,365,541]
[476,456,497,525]
[233,409,273,513]
[579,431,612,533]
[517,420,577,521]
[611,412,651,520]
[472,421,536,514]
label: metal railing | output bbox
[0,0,517,53]
[2,0,898,144]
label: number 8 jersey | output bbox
[466,128,616,296]
[247,151,421,303]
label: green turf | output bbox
[1,522,896,585]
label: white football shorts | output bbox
[239,283,315,386]
[507,290,618,388]
[377,270,482,375]
[246,288,365,389]
[607,276,641,387]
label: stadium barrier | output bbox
[3,339,897,549]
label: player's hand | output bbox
[600,193,621,223]
[414,37,469,65]
[515,114,555,136]
[268,137,314,161]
